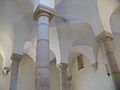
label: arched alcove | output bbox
[97,0,119,32]
[69,45,96,66]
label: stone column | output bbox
[96,31,120,90]
[58,63,69,90]
[33,4,55,90]
[9,53,23,90]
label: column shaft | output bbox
[35,15,50,90]
[9,54,22,90]
[103,39,120,90]
[96,31,120,90]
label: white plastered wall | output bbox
[71,53,114,90]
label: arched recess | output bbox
[55,17,97,64]
[68,45,96,76]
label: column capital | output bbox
[11,53,23,62]
[58,63,68,70]
[96,31,113,43]
[33,4,55,21]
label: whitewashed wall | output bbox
[71,53,114,90]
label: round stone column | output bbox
[58,63,69,90]
[36,14,50,90]
[33,4,55,90]
[96,31,120,90]
[9,53,23,90]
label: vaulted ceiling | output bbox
[0,0,119,67]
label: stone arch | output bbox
[56,18,97,64]
[71,46,96,65]
[110,5,120,34]
[97,0,119,32]
[67,22,97,69]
